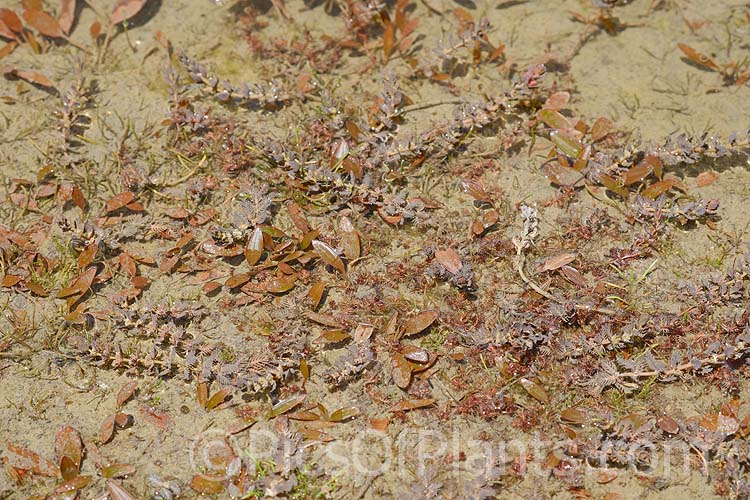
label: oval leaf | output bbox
[402,310,439,337]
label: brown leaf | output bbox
[520,377,549,404]
[139,405,171,430]
[0,22,17,42]
[21,280,47,296]
[308,281,326,309]
[54,426,82,476]
[542,91,569,111]
[560,407,587,425]
[435,248,462,274]
[225,273,251,289]
[100,463,136,479]
[77,243,98,269]
[89,20,101,39]
[1,274,21,287]
[402,310,439,337]
[622,162,653,186]
[2,66,56,88]
[0,41,17,59]
[316,329,351,344]
[58,0,76,35]
[114,412,133,428]
[370,417,389,431]
[57,266,96,298]
[657,415,679,434]
[391,353,412,389]
[695,171,718,187]
[265,273,297,293]
[287,202,310,233]
[190,474,225,494]
[206,387,232,411]
[116,381,138,407]
[312,239,345,274]
[99,414,115,444]
[560,265,587,288]
[104,191,135,213]
[382,19,394,62]
[677,43,719,71]
[110,0,149,26]
[55,471,92,491]
[641,179,676,199]
[540,253,576,272]
[590,117,612,142]
[402,345,430,364]
[339,216,360,260]
[0,9,23,35]
[118,253,136,278]
[23,8,63,38]
[389,398,435,412]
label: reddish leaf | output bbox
[402,310,439,337]
[339,216,360,260]
[116,381,137,407]
[265,273,297,293]
[695,171,718,187]
[225,273,251,289]
[89,20,101,39]
[118,253,136,278]
[99,414,115,444]
[54,426,82,474]
[622,162,653,186]
[434,248,462,274]
[312,240,345,274]
[2,274,22,287]
[71,184,86,209]
[383,20,394,61]
[391,353,412,389]
[110,0,149,26]
[58,0,76,35]
[57,266,96,298]
[590,117,612,142]
[542,91,569,111]
[77,243,98,269]
[0,9,23,35]
[138,405,171,430]
[287,202,310,233]
[641,179,676,199]
[389,398,435,412]
[2,66,56,88]
[677,43,719,71]
[308,281,326,309]
[0,41,17,58]
[540,252,576,272]
[520,377,549,404]
[104,191,135,213]
[23,8,63,38]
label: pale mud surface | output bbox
[1,0,750,499]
